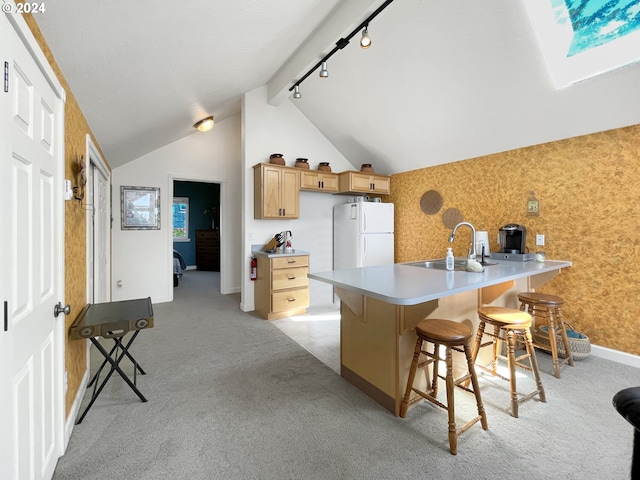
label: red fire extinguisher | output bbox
[250,256,257,281]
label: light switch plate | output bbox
[63,179,73,201]
[536,234,545,246]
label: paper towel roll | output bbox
[476,231,490,255]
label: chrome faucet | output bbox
[448,221,477,260]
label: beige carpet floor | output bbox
[53,270,638,479]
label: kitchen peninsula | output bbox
[308,258,571,415]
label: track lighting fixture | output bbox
[193,116,214,132]
[319,61,329,78]
[288,0,396,99]
[360,26,371,49]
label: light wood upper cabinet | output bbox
[299,170,339,193]
[338,171,391,194]
[253,163,300,219]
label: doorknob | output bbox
[54,302,71,317]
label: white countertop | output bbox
[252,248,310,258]
[308,258,572,306]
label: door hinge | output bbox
[4,62,8,93]
[3,301,7,332]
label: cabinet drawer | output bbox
[272,255,309,269]
[272,288,310,313]
[272,267,309,290]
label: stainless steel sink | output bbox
[404,259,468,271]
[404,258,497,271]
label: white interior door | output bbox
[91,153,110,303]
[0,11,66,480]
[85,136,110,304]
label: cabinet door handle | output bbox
[321,181,324,188]
[288,276,296,280]
[318,181,321,188]
[282,208,285,216]
[287,260,296,264]
[287,298,297,302]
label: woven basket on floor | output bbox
[533,324,591,360]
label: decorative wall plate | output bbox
[442,208,463,229]
[420,190,443,215]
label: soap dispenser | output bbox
[446,247,455,271]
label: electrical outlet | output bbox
[536,234,545,246]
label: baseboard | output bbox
[591,344,640,368]
[63,368,89,449]
[240,302,255,312]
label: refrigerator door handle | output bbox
[362,236,367,262]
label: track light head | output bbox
[319,61,329,78]
[360,26,371,49]
[293,85,301,99]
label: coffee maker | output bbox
[498,224,526,254]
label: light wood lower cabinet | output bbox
[337,277,530,416]
[255,254,309,320]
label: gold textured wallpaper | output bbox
[390,124,640,356]
[24,13,110,417]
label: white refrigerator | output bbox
[333,202,394,269]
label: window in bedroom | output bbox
[173,197,189,242]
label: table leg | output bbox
[76,332,147,424]
[87,335,146,388]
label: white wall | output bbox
[287,0,640,175]
[112,114,242,303]
[112,86,375,312]
[241,86,356,312]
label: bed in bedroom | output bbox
[173,250,186,287]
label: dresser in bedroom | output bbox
[195,229,220,271]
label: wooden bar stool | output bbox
[400,319,488,455]
[472,306,546,418]
[518,292,574,378]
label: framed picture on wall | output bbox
[121,186,161,230]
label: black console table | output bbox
[70,297,154,424]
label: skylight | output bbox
[524,0,640,88]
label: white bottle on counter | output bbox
[445,247,455,271]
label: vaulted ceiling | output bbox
[34,0,640,174]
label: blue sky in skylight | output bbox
[563,0,640,56]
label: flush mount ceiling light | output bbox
[360,26,371,49]
[193,116,214,132]
[288,0,396,99]
[319,61,329,78]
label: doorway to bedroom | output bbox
[172,180,221,290]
